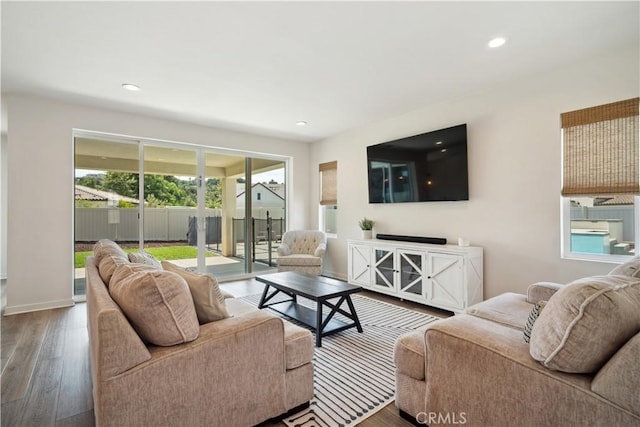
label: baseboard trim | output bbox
[4,298,75,315]
[322,270,347,281]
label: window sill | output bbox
[561,252,631,265]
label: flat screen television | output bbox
[367,124,468,203]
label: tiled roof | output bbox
[598,195,635,205]
[75,185,140,204]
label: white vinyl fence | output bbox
[75,207,221,242]
[75,207,285,242]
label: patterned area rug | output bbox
[240,293,440,427]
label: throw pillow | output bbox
[128,251,162,269]
[529,275,640,373]
[523,300,547,343]
[109,264,200,346]
[97,254,130,286]
[161,261,231,324]
[93,239,127,263]
[609,255,640,277]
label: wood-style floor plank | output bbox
[56,327,93,421]
[55,410,95,427]
[358,403,416,426]
[15,355,64,427]
[0,311,27,375]
[1,310,50,403]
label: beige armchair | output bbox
[277,230,327,275]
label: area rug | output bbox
[240,293,440,427]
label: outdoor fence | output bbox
[232,215,284,266]
[76,207,285,264]
[75,207,221,242]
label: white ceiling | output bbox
[2,1,638,143]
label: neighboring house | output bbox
[75,185,140,207]
[236,182,285,218]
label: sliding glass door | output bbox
[74,137,140,297]
[74,134,288,297]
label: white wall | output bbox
[1,96,7,282]
[4,94,311,314]
[312,46,639,298]
[1,133,7,281]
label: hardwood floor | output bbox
[1,278,449,426]
[1,305,94,426]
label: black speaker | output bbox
[375,234,447,245]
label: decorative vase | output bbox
[362,230,372,239]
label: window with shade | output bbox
[561,97,639,261]
[319,161,337,235]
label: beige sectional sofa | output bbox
[394,266,640,426]
[86,240,314,427]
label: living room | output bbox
[1,2,639,427]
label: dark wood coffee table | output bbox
[256,272,363,347]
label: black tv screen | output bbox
[367,124,468,203]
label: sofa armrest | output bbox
[527,281,563,304]
[314,242,327,258]
[278,243,291,256]
[96,310,289,427]
[86,256,151,380]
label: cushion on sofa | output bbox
[128,251,162,269]
[465,292,532,330]
[97,254,130,286]
[609,255,640,277]
[161,261,230,324]
[109,264,200,346]
[529,275,640,373]
[591,332,640,415]
[93,239,127,262]
[277,254,322,267]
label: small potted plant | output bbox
[358,217,374,239]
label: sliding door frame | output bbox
[73,129,290,289]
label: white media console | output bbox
[347,238,483,313]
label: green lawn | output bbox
[74,246,215,268]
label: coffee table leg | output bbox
[315,303,323,347]
[346,296,363,333]
[258,284,270,309]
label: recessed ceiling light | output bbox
[488,37,507,48]
[435,141,443,145]
[441,148,447,153]
[296,121,308,126]
[122,83,141,91]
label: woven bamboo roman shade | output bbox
[319,161,337,205]
[561,97,639,196]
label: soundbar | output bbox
[375,234,447,245]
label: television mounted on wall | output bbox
[367,124,468,203]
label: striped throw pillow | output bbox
[523,300,547,343]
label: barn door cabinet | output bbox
[347,239,483,313]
